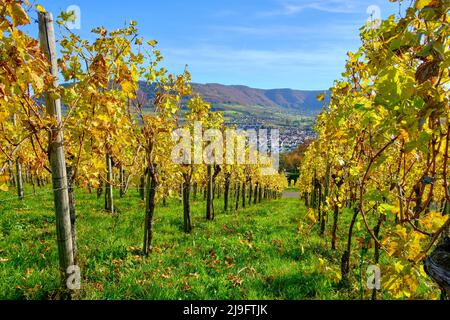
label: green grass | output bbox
[0,186,336,300]
[0,186,436,300]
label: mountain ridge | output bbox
[137,81,329,116]
[190,83,328,116]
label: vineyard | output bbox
[0,0,449,301]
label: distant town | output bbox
[224,115,316,153]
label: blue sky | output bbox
[30,0,401,90]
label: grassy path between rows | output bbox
[0,187,353,300]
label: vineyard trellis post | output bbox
[224,173,230,212]
[206,164,213,220]
[38,11,75,286]
[119,165,125,198]
[12,114,24,200]
[15,157,24,201]
[182,177,192,233]
[105,148,114,213]
[241,181,246,209]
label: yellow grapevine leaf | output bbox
[0,184,9,192]
[35,4,46,12]
[0,174,9,183]
[317,92,326,102]
[0,111,6,123]
[121,81,135,95]
[306,208,318,224]
[415,0,437,9]
[394,261,404,273]
[8,3,30,26]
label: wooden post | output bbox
[105,149,114,213]
[206,165,213,220]
[143,165,157,255]
[139,173,145,200]
[180,182,183,204]
[119,165,125,198]
[38,11,75,286]
[67,165,77,263]
[248,182,252,206]
[235,183,240,211]
[31,172,36,195]
[258,184,262,203]
[224,174,230,212]
[241,182,246,208]
[25,168,31,184]
[182,179,192,233]
[12,114,24,200]
[15,158,24,200]
[193,182,198,200]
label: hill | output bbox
[191,83,328,116]
[136,81,328,116]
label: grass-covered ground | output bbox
[0,186,434,300]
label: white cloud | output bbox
[212,23,361,40]
[259,0,363,17]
